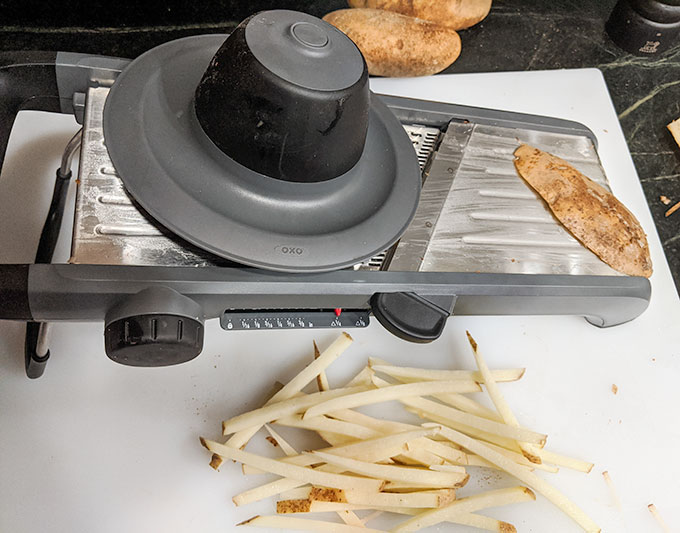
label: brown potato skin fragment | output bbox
[209,453,223,470]
[276,499,312,514]
[309,487,348,503]
[513,144,653,278]
[347,0,492,30]
[323,9,461,77]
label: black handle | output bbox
[0,264,32,320]
[0,51,61,173]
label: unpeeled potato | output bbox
[323,8,461,77]
[347,0,492,30]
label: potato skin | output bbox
[323,9,461,77]
[347,0,492,30]
[513,144,653,278]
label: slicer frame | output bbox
[0,49,652,379]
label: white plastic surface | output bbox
[1,69,679,532]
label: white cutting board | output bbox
[0,69,678,533]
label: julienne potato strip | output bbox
[245,511,515,531]
[478,439,559,474]
[238,515,384,533]
[200,438,384,492]
[530,448,593,473]
[328,407,422,435]
[278,487,316,500]
[428,424,601,532]
[648,503,671,532]
[277,502,429,517]
[344,366,376,388]
[433,392,503,422]
[447,512,516,532]
[409,437,468,465]
[403,407,523,453]
[275,414,383,440]
[309,487,457,508]
[234,457,379,506]
[302,380,482,420]
[371,375,547,445]
[309,450,469,488]
[245,424,301,476]
[211,380,288,470]
[277,500,429,514]
[368,359,526,384]
[238,428,435,490]
[313,341,330,393]
[392,448,446,467]
[222,385,370,435]
[234,476,310,507]
[409,403,546,447]
[242,428,433,475]
[380,481,457,493]
[466,331,543,464]
[369,357,510,422]
[366,373,525,452]
[318,431,357,446]
[337,510,364,527]
[263,424,298,457]
[225,333,354,448]
[390,486,535,533]
[463,454,499,469]
[280,486,456,509]
[270,333,352,403]
[428,464,468,474]
[312,354,368,527]
[267,418,365,528]
[368,358,505,422]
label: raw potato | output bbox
[323,9,461,77]
[667,117,680,148]
[513,144,652,278]
[347,0,492,30]
[429,425,601,533]
[201,331,598,532]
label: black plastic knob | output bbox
[103,286,205,367]
[371,292,452,344]
[105,314,203,367]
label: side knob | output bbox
[104,287,204,367]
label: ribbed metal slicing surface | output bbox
[406,125,441,172]
[353,124,441,271]
[389,121,621,276]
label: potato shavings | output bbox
[201,332,598,532]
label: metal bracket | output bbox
[55,52,130,123]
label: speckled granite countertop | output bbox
[2,0,679,290]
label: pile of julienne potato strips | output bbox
[200,332,599,532]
